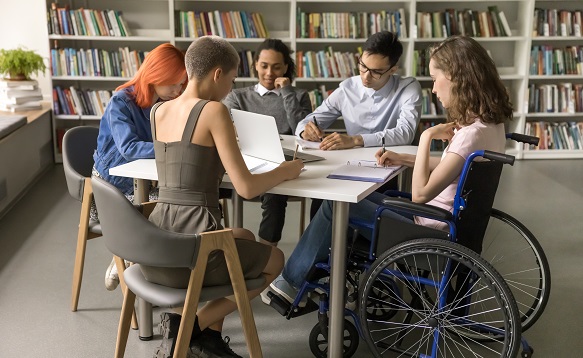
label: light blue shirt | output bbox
[295,74,422,147]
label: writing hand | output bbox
[274,77,291,89]
[302,121,324,142]
[375,149,400,167]
[278,159,304,180]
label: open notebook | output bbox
[327,159,401,183]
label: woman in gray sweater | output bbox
[223,39,312,248]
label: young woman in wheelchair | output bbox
[270,35,514,307]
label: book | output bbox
[0,79,38,90]
[0,101,42,112]
[327,160,401,183]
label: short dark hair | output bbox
[252,39,296,80]
[185,36,239,81]
[363,31,403,68]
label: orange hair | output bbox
[117,43,186,108]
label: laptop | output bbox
[230,109,325,164]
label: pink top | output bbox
[415,119,506,230]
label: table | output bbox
[110,135,417,356]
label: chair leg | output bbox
[115,285,136,358]
[71,182,93,312]
[115,256,139,330]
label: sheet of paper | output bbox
[295,138,321,150]
[327,160,401,183]
[242,154,279,173]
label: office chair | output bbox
[91,176,265,358]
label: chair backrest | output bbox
[453,159,504,254]
[91,176,201,269]
[62,126,99,201]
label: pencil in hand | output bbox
[292,144,299,160]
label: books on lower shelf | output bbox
[53,86,112,116]
[327,159,401,183]
[0,80,43,112]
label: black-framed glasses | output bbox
[357,61,393,80]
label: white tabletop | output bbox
[109,135,417,203]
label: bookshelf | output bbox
[43,0,583,162]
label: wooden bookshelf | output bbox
[43,0,583,162]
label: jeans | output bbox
[282,191,413,288]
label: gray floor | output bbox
[0,160,582,357]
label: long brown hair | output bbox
[117,43,186,108]
[430,36,513,125]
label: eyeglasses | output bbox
[357,61,393,80]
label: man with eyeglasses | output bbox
[296,31,422,151]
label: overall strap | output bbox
[149,101,165,141]
[181,100,211,143]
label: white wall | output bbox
[0,0,51,100]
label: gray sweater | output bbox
[223,85,312,135]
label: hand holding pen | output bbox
[302,116,325,142]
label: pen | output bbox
[313,116,323,142]
[292,144,299,160]
[381,137,386,155]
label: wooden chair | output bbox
[62,126,103,312]
[92,176,264,358]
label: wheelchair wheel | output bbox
[308,319,359,358]
[482,209,551,331]
[364,279,399,321]
[359,238,521,358]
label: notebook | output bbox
[327,159,401,183]
[230,109,325,170]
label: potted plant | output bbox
[0,47,47,80]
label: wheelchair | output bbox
[269,147,537,357]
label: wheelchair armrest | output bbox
[381,197,453,221]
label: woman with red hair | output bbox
[92,43,187,291]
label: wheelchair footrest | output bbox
[267,291,319,319]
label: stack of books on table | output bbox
[0,79,43,112]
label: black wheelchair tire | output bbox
[308,319,359,358]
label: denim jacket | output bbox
[93,87,154,195]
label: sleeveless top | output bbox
[147,100,225,233]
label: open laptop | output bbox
[231,109,325,163]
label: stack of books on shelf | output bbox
[296,47,360,78]
[532,8,582,37]
[47,3,131,36]
[53,86,111,117]
[524,122,583,151]
[297,9,407,39]
[530,45,583,76]
[175,10,268,38]
[0,79,43,112]
[50,47,148,78]
[415,6,511,38]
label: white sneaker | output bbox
[270,275,307,308]
[105,258,119,291]
[260,289,271,305]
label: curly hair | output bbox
[185,36,240,81]
[429,35,513,125]
[252,38,296,80]
[117,43,186,108]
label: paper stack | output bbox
[0,79,43,112]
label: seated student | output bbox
[145,36,304,358]
[270,35,512,305]
[223,38,312,247]
[91,43,187,291]
[294,31,423,217]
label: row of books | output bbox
[306,85,334,111]
[416,7,511,39]
[527,83,583,114]
[420,88,446,116]
[47,4,131,37]
[53,86,112,117]
[533,8,582,37]
[524,121,583,151]
[296,49,360,79]
[175,10,268,39]
[50,47,147,78]
[0,79,43,112]
[297,9,407,39]
[237,51,256,78]
[529,45,583,76]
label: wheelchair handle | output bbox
[506,132,540,146]
[483,150,515,165]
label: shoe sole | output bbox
[270,283,307,308]
[154,313,181,358]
